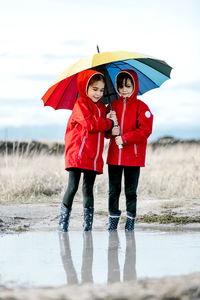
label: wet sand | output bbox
[1,196,200,233]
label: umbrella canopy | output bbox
[42,51,172,110]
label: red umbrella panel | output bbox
[42,74,79,110]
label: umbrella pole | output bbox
[96,45,113,111]
[108,95,122,150]
[96,45,121,149]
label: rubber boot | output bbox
[125,211,135,231]
[58,203,71,232]
[83,207,94,231]
[107,211,121,231]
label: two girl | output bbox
[58,69,153,232]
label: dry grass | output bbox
[140,144,200,199]
[0,153,66,203]
[0,144,199,204]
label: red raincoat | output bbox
[65,69,113,174]
[106,70,153,167]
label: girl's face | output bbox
[87,80,105,103]
[118,78,134,98]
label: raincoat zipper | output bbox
[118,99,126,165]
[134,144,138,157]
[94,106,101,171]
[78,136,86,157]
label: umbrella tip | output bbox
[97,45,100,53]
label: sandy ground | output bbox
[0,198,200,299]
[1,197,200,232]
[0,273,200,300]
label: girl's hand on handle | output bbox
[110,111,118,126]
[106,111,118,126]
[115,136,123,146]
[111,116,118,126]
[112,126,120,136]
[109,110,123,149]
[110,110,116,118]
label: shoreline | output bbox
[1,201,200,233]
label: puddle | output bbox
[0,229,200,287]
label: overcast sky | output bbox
[0,0,199,140]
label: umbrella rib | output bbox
[107,61,125,71]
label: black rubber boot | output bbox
[58,203,71,232]
[107,211,121,231]
[83,207,94,231]
[125,211,135,231]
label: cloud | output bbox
[0,102,70,127]
[169,81,200,91]
[17,74,56,81]
[0,52,25,58]
[41,53,85,60]
[61,40,88,47]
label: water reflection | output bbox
[107,232,120,283]
[59,233,78,284]
[81,232,93,283]
[108,231,137,282]
[59,231,136,285]
[123,232,137,281]
[59,232,94,284]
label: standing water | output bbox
[0,229,200,287]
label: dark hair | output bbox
[117,72,134,90]
[88,74,105,87]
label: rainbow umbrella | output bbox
[42,50,172,110]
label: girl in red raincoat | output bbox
[106,69,153,231]
[58,69,116,232]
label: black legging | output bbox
[62,168,96,209]
[108,165,140,217]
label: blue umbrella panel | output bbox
[93,58,172,104]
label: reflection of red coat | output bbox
[106,70,153,167]
[65,69,112,174]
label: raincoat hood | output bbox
[77,69,104,99]
[116,69,139,101]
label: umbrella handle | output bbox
[110,106,123,150]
